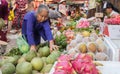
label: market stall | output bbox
[0,0,120,74]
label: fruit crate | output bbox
[49,62,57,74]
[103,36,119,61]
[96,61,120,74]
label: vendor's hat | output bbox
[60,0,66,3]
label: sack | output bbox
[17,35,29,53]
[0,18,5,30]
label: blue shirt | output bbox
[22,11,53,46]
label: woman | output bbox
[22,4,58,51]
[27,0,34,12]
[7,0,15,33]
[58,0,67,18]
[104,2,119,18]
[0,0,9,42]
[12,0,28,30]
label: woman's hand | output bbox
[30,45,36,51]
[49,40,59,52]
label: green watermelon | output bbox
[1,63,15,74]
[25,51,37,62]
[16,62,32,74]
[31,57,44,71]
[40,64,53,73]
[38,46,50,57]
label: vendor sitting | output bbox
[22,4,58,51]
[104,2,119,18]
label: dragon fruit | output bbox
[76,19,90,28]
[64,29,75,44]
[75,54,93,63]
[58,54,72,62]
[71,54,99,74]
[54,54,99,74]
[55,61,73,74]
[104,15,120,25]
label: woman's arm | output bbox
[43,20,58,51]
[12,3,17,11]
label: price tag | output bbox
[95,13,103,18]
[108,25,120,39]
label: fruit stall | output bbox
[0,16,120,74]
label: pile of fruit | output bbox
[104,15,120,25]
[53,54,102,74]
[55,34,67,52]
[67,31,109,61]
[0,45,61,74]
[64,29,75,44]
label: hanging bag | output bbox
[17,34,29,53]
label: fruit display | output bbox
[104,15,120,25]
[0,15,118,74]
[82,31,90,37]
[0,44,61,74]
[66,31,109,61]
[76,19,90,28]
[64,29,75,44]
[66,21,77,30]
[53,54,101,74]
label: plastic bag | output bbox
[17,35,29,53]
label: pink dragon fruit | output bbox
[55,61,73,74]
[75,54,93,63]
[104,15,120,25]
[58,54,72,62]
[76,20,90,28]
[71,54,99,74]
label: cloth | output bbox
[109,10,119,17]
[8,10,14,21]
[15,0,27,13]
[104,10,119,19]
[0,0,9,20]
[49,9,61,19]
[13,11,26,28]
[22,11,53,46]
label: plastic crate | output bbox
[103,36,119,61]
